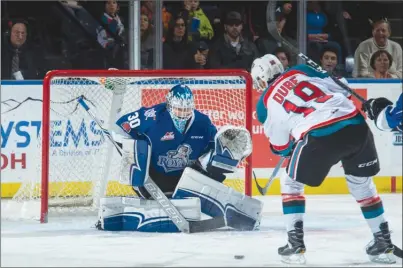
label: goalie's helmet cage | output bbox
[166,84,195,133]
[2,69,253,223]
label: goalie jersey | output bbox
[256,64,363,155]
[116,103,217,180]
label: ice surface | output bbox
[1,194,402,267]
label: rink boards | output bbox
[1,79,402,197]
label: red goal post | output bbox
[38,69,253,223]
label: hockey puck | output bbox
[234,255,244,260]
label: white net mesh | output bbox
[4,71,252,221]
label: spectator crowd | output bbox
[1,0,402,80]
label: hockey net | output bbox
[4,69,253,223]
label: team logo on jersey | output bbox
[161,132,175,141]
[157,144,192,172]
[144,108,156,120]
[121,122,131,133]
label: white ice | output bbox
[2,194,402,267]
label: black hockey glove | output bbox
[362,97,393,120]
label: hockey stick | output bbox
[253,157,286,195]
[77,96,226,233]
[266,1,365,103]
[394,246,402,258]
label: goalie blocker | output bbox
[98,126,263,232]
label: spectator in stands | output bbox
[321,2,357,57]
[255,1,295,56]
[208,11,259,72]
[353,19,402,78]
[319,43,338,74]
[182,0,214,42]
[369,50,398,79]
[162,5,172,39]
[187,40,210,69]
[306,1,343,64]
[163,15,195,69]
[277,1,293,36]
[140,12,155,69]
[274,46,291,70]
[97,0,125,50]
[246,1,266,41]
[96,0,127,69]
[141,0,155,23]
[1,20,41,80]
[203,2,224,44]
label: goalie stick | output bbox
[253,157,286,195]
[266,1,365,103]
[77,96,226,233]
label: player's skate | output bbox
[278,221,306,264]
[366,222,396,264]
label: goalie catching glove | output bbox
[193,125,253,182]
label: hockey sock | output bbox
[357,195,385,233]
[346,175,385,233]
[282,194,306,232]
[280,172,305,232]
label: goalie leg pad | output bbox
[172,167,263,231]
[98,197,201,232]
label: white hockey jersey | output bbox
[256,64,360,152]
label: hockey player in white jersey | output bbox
[363,93,402,132]
[252,54,400,264]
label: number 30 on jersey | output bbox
[128,112,140,128]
